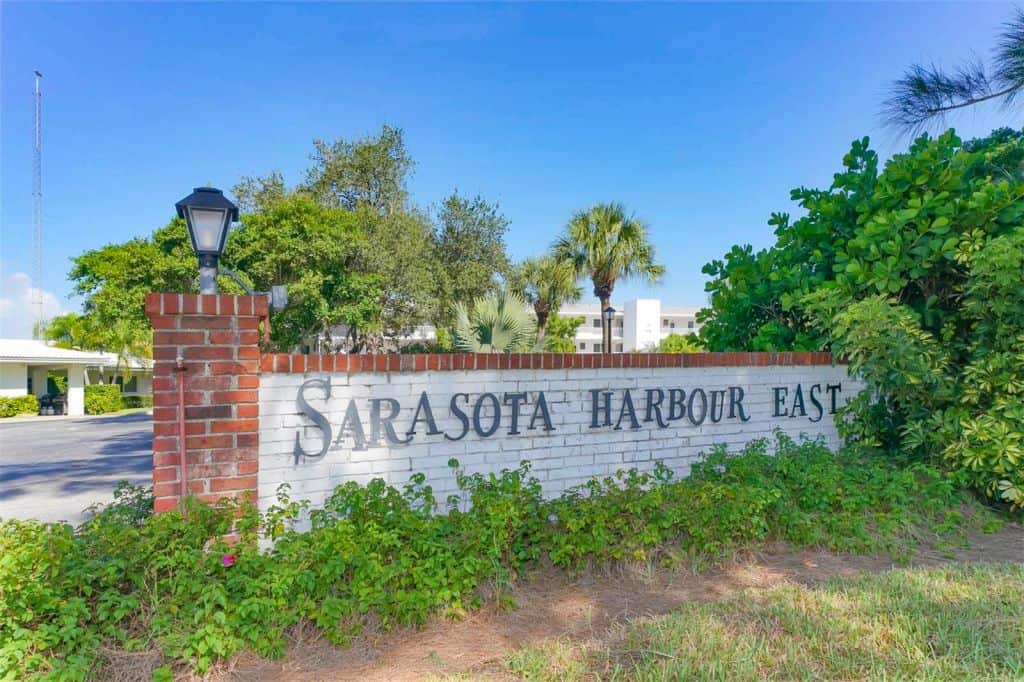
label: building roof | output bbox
[661,305,701,316]
[558,300,701,316]
[559,302,624,315]
[0,339,151,368]
[94,351,153,370]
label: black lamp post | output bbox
[175,187,239,295]
[602,306,616,353]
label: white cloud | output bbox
[0,272,69,338]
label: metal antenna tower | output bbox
[32,70,43,328]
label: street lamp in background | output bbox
[602,306,616,353]
[175,187,239,295]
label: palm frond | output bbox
[453,290,536,353]
[554,202,664,298]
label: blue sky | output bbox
[0,2,1014,336]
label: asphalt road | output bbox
[0,413,152,525]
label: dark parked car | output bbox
[38,393,67,415]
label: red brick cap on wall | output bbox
[260,351,837,373]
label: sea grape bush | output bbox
[699,128,1024,508]
[0,437,990,679]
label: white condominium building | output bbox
[557,299,701,353]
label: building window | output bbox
[662,319,668,327]
[615,318,623,328]
[615,343,623,352]
[670,322,676,329]
[593,319,601,328]
[579,342,587,351]
[594,343,603,353]
[688,321,695,329]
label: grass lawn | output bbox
[503,563,1024,681]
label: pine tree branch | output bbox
[882,9,1024,134]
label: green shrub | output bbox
[120,394,153,409]
[699,128,1024,510]
[543,315,585,352]
[84,384,121,414]
[0,438,994,679]
[808,228,1024,510]
[0,394,38,417]
[656,332,702,353]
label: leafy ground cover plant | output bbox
[544,434,970,569]
[0,437,998,679]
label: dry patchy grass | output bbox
[501,563,1024,681]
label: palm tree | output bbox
[553,202,665,345]
[40,312,98,349]
[104,319,152,384]
[452,290,536,353]
[39,313,149,383]
[516,256,583,341]
[883,9,1024,134]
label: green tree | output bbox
[453,290,536,353]
[543,314,584,352]
[103,319,152,383]
[64,220,197,369]
[40,312,149,383]
[69,220,197,332]
[355,206,444,350]
[657,333,702,353]
[232,171,288,214]
[227,195,381,351]
[40,312,110,382]
[432,191,511,324]
[304,124,413,214]
[554,202,665,322]
[883,10,1024,134]
[40,312,102,350]
[64,198,440,354]
[511,255,582,341]
[63,125,513,353]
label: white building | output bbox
[316,298,701,353]
[557,299,701,353]
[0,339,153,416]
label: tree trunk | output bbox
[593,279,614,353]
[599,294,611,353]
[535,303,549,342]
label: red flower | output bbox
[221,554,236,568]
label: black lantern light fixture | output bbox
[602,306,616,353]
[175,187,239,295]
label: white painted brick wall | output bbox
[258,366,862,512]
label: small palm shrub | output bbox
[452,290,537,353]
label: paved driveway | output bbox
[0,413,152,525]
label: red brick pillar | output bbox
[145,293,266,513]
